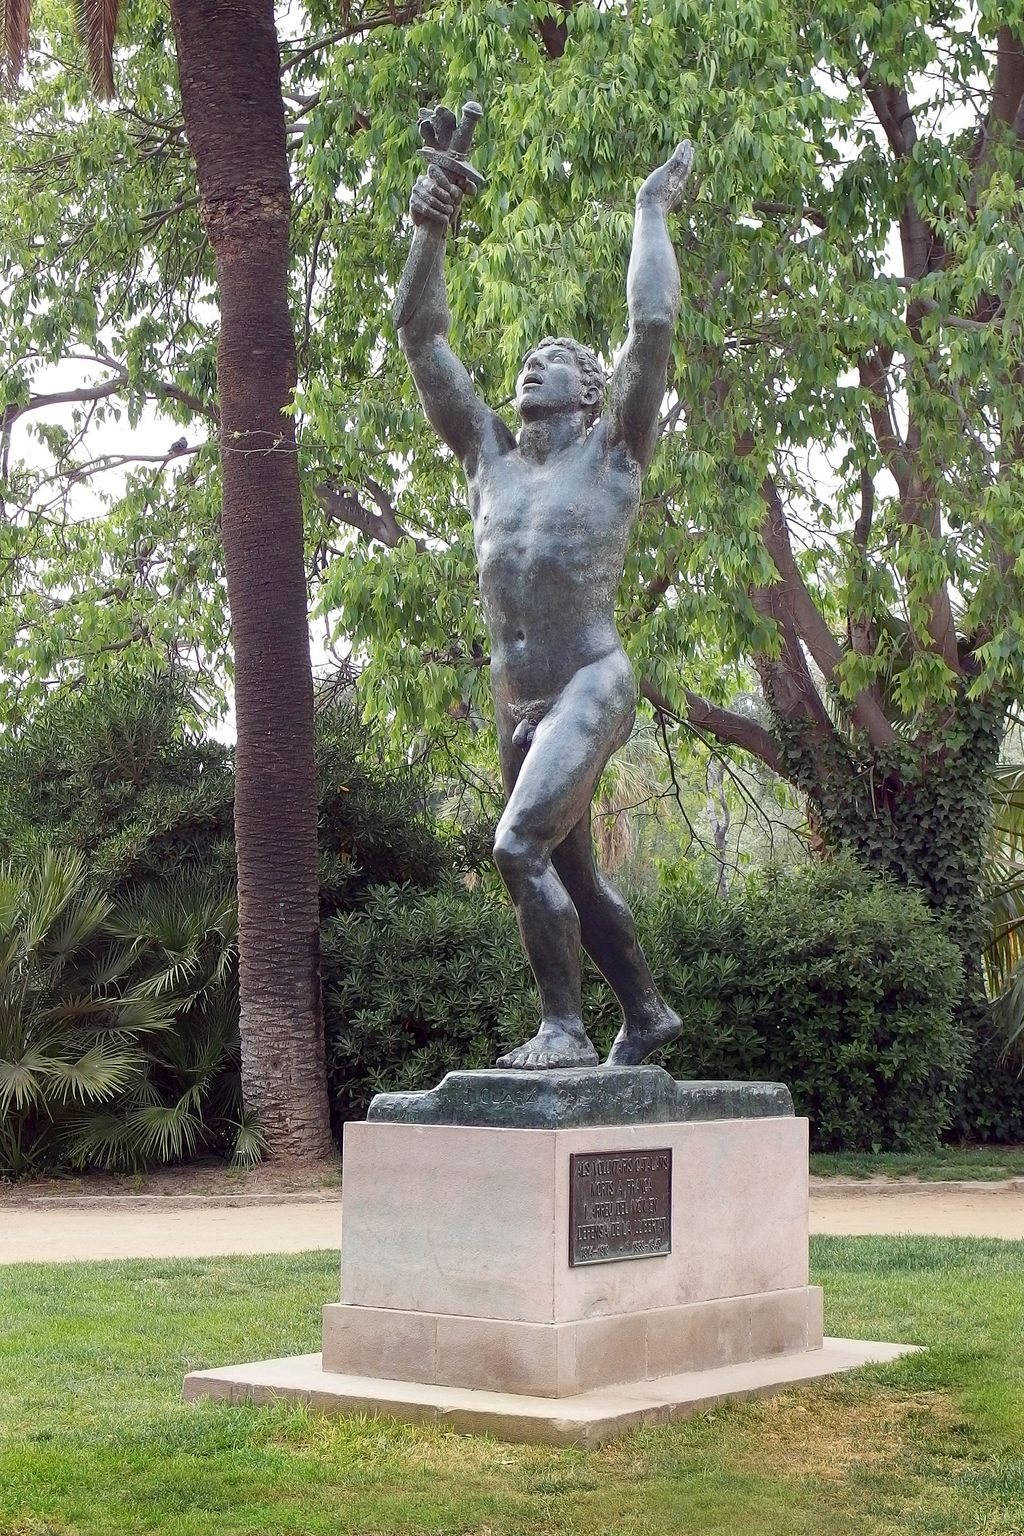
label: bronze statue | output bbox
[396,103,692,1070]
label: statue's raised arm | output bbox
[394,103,503,476]
[606,141,694,472]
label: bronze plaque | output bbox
[569,1148,672,1266]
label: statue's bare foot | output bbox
[496,1021,599,1070]
[605,1006,682,1067]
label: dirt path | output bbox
[810,1188,1024,1240]
[1,1201,343,1263]
[1,1186,1022,1264]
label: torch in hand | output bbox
[392,100,485,332]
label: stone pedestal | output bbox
[183,1068,918,1444]
[326,1113,820,1395]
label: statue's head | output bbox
[515,337,605,427]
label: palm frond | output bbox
[0,1054,43,1114]
[66,1110,138,1171]
[152,1008,238,1085]
[73,0,120,98]
[126,1099,202,1164]
[107,993,176,1033]
[203,1064,242,1126]
[229,1111,268,1170]
[12,849,91,962]
[87,941,140,988]
[985,765,1024,1065]
[1,0,31,93]
[41,1042,144,1105]
[44,889,112,965]
[0,870,23,940]
[992,765,1024,860]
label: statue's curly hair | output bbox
[524,337,606,425]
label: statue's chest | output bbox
[470,456,633,561]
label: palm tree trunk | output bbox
[168,0,332,1158]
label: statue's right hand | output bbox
[410,166,464,229]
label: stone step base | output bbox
[183,1336,919,1448]
[323,1286,823,1397]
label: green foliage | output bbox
[951,758,1024,1145]
[650,860,966,1152]
[67,869,243,1171]
[0,846,172,1174]
[774,695,1024,1139]
[314,703,457,919]
[0,673,235,892]
[321,883,537,1126]
[985,763,1024,1056]
[0,680,247,1173]
[2,1,1021,737]
[776,698,1001,938]
[322,858,964,1151]
[288,0,1024,737]
[0,678,463,1171]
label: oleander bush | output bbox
[322,884,529,1127]
[322,858,967,1152]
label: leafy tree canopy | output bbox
[1,0,1022,770]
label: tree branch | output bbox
[537,0,573,58]
[858,65,945,281]
[281,2,433,70]
[640,679,784,775]
[1,367,128,432]
[969,25,1024,206]
[319,479,425,551]
[749,581,835,737]
[858,350,911,498]
[151,381,219,423]
[759,474,897,744]
[849,467,876,658]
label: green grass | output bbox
[809,1145,1024,1180]
[2,1238,1023,1534]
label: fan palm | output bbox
[0,848,172,1174]
[69,872,249,1169]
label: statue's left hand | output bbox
[636,141,694,212]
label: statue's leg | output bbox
[552,815,682,1067]
[493,655,634,1070]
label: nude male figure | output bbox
[397,125,693,1070]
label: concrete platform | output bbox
[183,1335,918,1448]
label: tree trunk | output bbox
[168,0,332,1158]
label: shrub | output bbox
[321,882,624,1126]
[322,884,530,1127]
[68,870,249,1171]
[315,707,456,918]
[646,859,967,1152]
[322,859,965,1152]
[0,674,236,892]
[949,1041,1024,1144]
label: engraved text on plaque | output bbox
[569,1148,672,1266]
